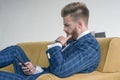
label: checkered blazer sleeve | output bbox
[46,37,100,78]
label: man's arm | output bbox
[46,39,100,78]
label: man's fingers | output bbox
[22,66,31,74]
[23,68,30,72]
[66,35,72,40]
[19,61,35,75]
[24,62,30,65]
[22,66,28,70]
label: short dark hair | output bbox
[61,2,89,25]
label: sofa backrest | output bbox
[102,38,120,72]
[96,38,113,71]
[18,41,50,68]
[0,41,50,72]
[96,38,120,72]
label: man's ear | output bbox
[77,19,83,28]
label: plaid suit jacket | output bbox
[46,33,100,78]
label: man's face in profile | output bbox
[63,15,78,40]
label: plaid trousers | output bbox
[0,46,47,80]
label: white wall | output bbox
[0,0,120,50]
[0,28,2,48]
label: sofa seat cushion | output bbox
[0,64,14,72]
[36,71,120,80]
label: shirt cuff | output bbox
[34,66,44,74]
[47,43,62,59]
[48,42,62,49]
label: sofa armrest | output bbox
[17,41,51,68]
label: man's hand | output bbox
[19,61,36,75]
[56,35,72,46]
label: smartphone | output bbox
[15,56,26,66]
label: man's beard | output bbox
[67,28,78,41]
[71,28,78,40]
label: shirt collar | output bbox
[77,30,90,40]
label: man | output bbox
[0,2,100,80]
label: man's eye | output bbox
[65,25,69,27]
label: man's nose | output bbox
[63,27,67,32]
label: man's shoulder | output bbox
[76,33,99,47]
[77,33,95,42]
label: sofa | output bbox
[0,37,120,80]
